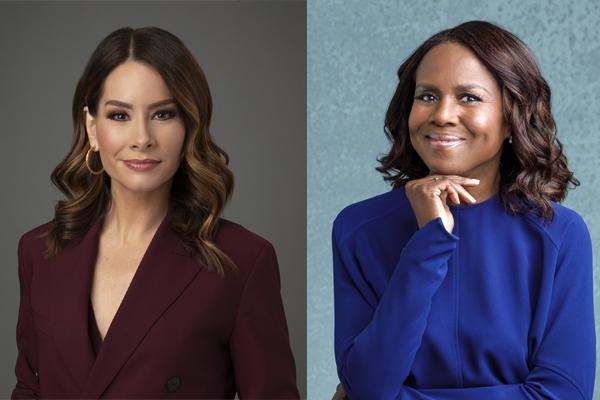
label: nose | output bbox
[429,96,459,126]
[131,116,155,150]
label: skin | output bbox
[405,42,510,233]
[83,60,186,339]
[84,60,186,243]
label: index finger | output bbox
[447,175,480,185]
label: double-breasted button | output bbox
[166,376,181,392]
[33,370,39,384]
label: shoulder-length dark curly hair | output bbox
[44,26,235,275]
[377,20,579,221]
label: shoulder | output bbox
[18,219,54,256]
[214,218,278,276]
[333,187,413,243]
[523,201,590,250]
[15,219,54,278]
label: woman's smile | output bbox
[424,132,467,149]
[122,159,161,171]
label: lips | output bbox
[425,133,466,149]
[123,159,161,172]
[123,159,160,163]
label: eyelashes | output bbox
[460,94,482,103]
[415,93,437,102]
[414,93,483,104]
[106,109,178,122]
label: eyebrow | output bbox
[104,98,176,109]
[415,83,492,95]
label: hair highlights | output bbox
[46,27,235,275]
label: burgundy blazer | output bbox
[11,208,300,399]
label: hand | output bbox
[331,383,348,400]
[405,175,480,233]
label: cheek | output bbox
[408,104,426,136]
[96,123,126,152]
[464,107,504,137]
[158,124,186,153]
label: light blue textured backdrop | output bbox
[308,0,600,398]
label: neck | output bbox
[102,182,172,245]
[432,165,501,206]
[464,172,501,204]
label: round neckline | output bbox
[449,191,500,211]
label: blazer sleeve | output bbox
[333,217,459,399]
[336,216,596,400]
[11,235,40,399]
[229,242,300,399]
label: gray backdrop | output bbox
[308,0,600,399]
[0,1,306,398]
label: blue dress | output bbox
[332,187,596,399]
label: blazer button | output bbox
[166,376,181,392]
[33,370,39,384]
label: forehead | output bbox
[101,61,172,103]
[414,42,499,91]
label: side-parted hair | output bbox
[45,27,235,275]
[377,20,579,221]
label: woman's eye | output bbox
[153,110,177,120]
[107,110,178,121]
[108,112,128,121]
[460,94,482,103]
[415,93,437,102]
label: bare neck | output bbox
[101,185,171,245]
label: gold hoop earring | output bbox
[85,147,104,175]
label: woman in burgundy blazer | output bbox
[13,206,298,398]
[12,26,299,399]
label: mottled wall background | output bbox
[308,0,600,398]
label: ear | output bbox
[83,106,98,150]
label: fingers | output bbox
[448,180,477,204]
[331,384,347,400]
[440,175,480,186]
[445,181,461,205]
[428,175,479,204]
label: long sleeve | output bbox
[334,213,596,400]
[393,214,596,400]
[11,235,40,399]
[333,217,459,399]
[229,242,300,399]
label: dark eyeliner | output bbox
[107,111,128,121]
[154,109,178,119]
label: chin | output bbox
[424,160,468,176]
[111,175,173,194]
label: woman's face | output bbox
[408,42,509,179]
[84,61,186,195]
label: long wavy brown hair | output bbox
[44,27,235,275]
[377,20,579,221]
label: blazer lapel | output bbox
[48,205,201,399]
[80,206,201,399]
[50,217,101,392]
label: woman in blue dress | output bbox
[332,20,595,399]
